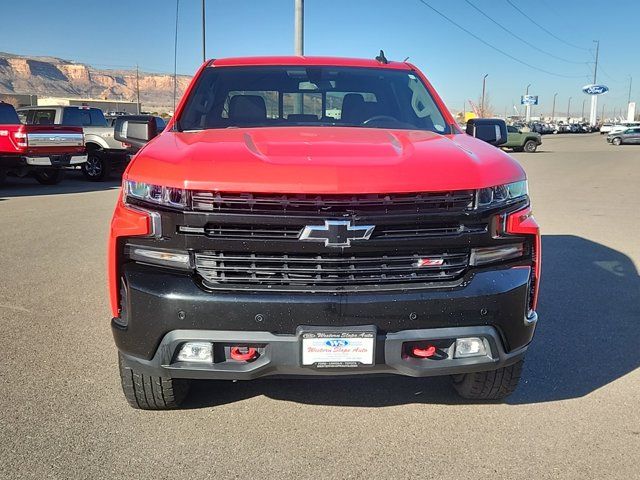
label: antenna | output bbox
[173,0,180,113]
[375,50,388,64]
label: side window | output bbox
[0,104,20,124]
[507,126,518,133]
[222,91,279,119]
[62,108,82,126]
[32,110,56,125]
[89,109,107,127]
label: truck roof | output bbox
[209,56,413,70]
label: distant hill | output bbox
[0,52,191,112]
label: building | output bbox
[0,93,38,107]
[37,97,139,114]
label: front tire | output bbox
[452,359,524,400]
[82,152,111,181]
[118,352,191,410]
[523,140,538,153]
[612,137,622,146]
[33,168,65,185]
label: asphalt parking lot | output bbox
[1,133,638,479]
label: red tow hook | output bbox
[411,345,437,358]
[230,346,258,362]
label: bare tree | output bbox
[2,95,21,107]
[477,92,495,118]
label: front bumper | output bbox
[118,325,529,380]
[113,263,537,379]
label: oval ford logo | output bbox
[326,340,349,347]
[582,84,609,95]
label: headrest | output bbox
[229,95,267,122]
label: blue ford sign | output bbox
[520,95,538,105]
[582,84,609,95]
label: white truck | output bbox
[17,106,130,181]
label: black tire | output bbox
[523,140,538,153]
[452,359,524,400]
[33,168,65,185]
[611,137,622,146]
[82,152,112,181]
[118,352,190,410]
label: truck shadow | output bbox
[0,172,120,198]
[184,234,640,408]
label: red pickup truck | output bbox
[0,102,85,184]
[110,56,541,409]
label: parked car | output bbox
[0,101,85,184]
[503,125,542,152]
[17,105,129,181]
[108,55,541,409]
[599,123,613,134]
[607,127,640,145]
[608,121,640,135]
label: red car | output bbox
[110,56,541,409]
[0,102,85,184]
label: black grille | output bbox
[194,251,469,289]
[178,223,485,241]
[190,190,475,215]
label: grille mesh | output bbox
[190,190,475,215]
[195,251,469,289]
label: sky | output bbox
[1,0,638,117]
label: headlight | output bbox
[477,180,528,208]
[124,180,187,209]
[126,245,192,270]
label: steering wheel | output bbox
[362,115,399,125]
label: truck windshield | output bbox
[178,66,450,134]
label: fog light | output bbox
[454,337,487,358]
[177,342,213,363]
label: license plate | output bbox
[301,329,375,368]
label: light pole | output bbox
[481,74,488,118]
[524,83,531,122]
[581,99,586,121]
[551,92,557,121]
[627,76,633,121]
[567,96,572,122]
[202,0,206,62]
[589,40,600,126]
[173,0,180,113]
[294,0,304,55]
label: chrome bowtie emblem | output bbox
[299,220,375,247]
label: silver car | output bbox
[607,127,640,146]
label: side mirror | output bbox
[466,118,508,146]
[114,115,161,150]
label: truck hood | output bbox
[126,127,525,193]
